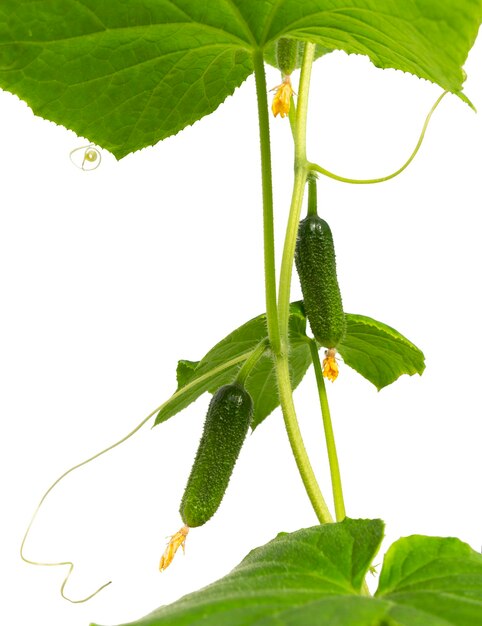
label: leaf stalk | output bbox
[235,339,269,387]
[309,340,346,521]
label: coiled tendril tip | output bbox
[69,144,102,171]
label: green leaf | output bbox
[176,360,199,389]
[338,314,425,390]
[91,518,386,626]
[262,1,482,99]
[91,523,482,626]
[154,302,312,430]
[156,307,425,429]
[1,1,481,158]
[376,534,482,625]
[0,1,254,159]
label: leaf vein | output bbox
[260,0,286,45]
[276,9,435,79]
[221,0,258,47]
[72,0,108,31]
[5,22,249,49]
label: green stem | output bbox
[307,173,318,216]
[275,355,333,523]
[278,172,306,335]
[309,341,370,595]
[309,341,346,521]
[254,43,332,524]
[308,91,448,185]
[278,43,316,336]
[253,49,281,355]
[235,339,268,387]
[288,96,297,137]
[276,44,333,523]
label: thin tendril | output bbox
[20,404,161,603]
[69,144,102,171]
[308,91,448,184]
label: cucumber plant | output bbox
[1,2,482,625]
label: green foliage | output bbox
[91,518,384,626]
[175,360,199,388]
[91,520,482,626]
[338,314,426,390]
[376,534,482,625]
[180,383,253,528]
[154,302,312,430]
[154,305,424,432]
[1,1,480,158]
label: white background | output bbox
[1,35,482,626]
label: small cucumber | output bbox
[295,215,346,348]
[180,383,253,528]
[276,38,298,75]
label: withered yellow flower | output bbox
[271,75,294,118]
[322,348,339,382]
[159,525,189,572]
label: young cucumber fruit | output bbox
[180,383,253,528]
[295,215,346,348]
[276,38,298,75]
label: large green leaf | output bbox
[262,0,482,99]
[338,314,426,390]
[376,534,482,625]
[0,1,254,158]
[153,302,312,430]
[1,1,481,158]
[91,518,386,626]
[91,520,482,625]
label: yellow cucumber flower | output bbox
[322,348,339,382]
[159,525,189,572]
[271,75,294,118]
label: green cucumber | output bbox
[276,38,298,76]
[180,383,253,528]
[295,215,346,348]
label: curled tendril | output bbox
[20,404,160,603]
[69,144,102,171]
[308,91,449,185]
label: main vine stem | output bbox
[253,46,332,525]
[253,49,281,356]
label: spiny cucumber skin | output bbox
[295,215,346,348]
[180,384,253,528]
[276,38,298,75]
